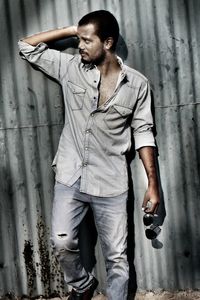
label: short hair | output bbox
[78,10,119,51]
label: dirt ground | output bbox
[76,291,200,300]
[1,291,200,300]
[44,291,200,300]
[42,291,200,300]
[92,291,200,300]
[90,291,200,300]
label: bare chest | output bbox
[98,73,120,107]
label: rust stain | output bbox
[37,216,65,297]
[23,240,36,296]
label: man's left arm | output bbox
[131,79,160,213]
[138,146,160,214]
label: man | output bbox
[18,10,160,300]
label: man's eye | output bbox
[85,40,90,44]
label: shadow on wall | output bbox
[151,94,166,249]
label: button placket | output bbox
[92,94,98,111]
[91,70,100,110]
[81,115,95,192]
[80,68,100,193]
[82,115,94,168]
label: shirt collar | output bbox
[80,55,128,79]
[116,56,128,82]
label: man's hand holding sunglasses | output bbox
[142,184,160,215]
[142,185,161,240]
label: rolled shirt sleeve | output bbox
[18,40,73,82]
[132,80,156,150]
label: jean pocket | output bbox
[67,81,86,110]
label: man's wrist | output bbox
[61,25,77,36]
[71,25,77,35]
[148,176,159,189]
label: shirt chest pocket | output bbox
[67,81,86,110]
[104,105,133,130]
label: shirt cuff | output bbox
[134,130,156,150]
[18,40,48,56]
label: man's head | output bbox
[78,10,119,52]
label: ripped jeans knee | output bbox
[50,233,87,285]
[50,233,79,259]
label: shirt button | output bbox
[94,80,97,83]
[85,147,88,150]
[83,162,88,167]
[86,129,91,133]
[91,113,94,117]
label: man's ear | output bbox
[104,37,114,50]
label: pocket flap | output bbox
[67,81,86,94]
[113,105,132,117]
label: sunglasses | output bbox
[143,214,161,240]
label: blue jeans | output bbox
[51,179,129,300]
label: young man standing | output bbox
[18,10,160,300]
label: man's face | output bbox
[77,23,106,65]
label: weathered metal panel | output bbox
[0,0,200,297]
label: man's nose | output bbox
[78,40,84,50]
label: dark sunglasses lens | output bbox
[145,225,161,240]
[143,214,153,226]
[145,228,157,240]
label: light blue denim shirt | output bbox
[18,41,155,197]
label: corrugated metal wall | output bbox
[0,0,200,297]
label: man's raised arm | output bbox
[19,25,78,82]
[22,26,77,46]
